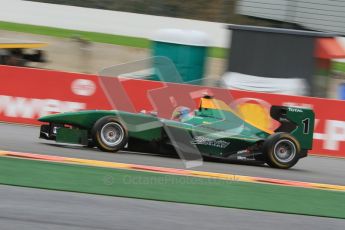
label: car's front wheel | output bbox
[92,116,128,152]
[263,133,301,169]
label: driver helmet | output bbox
[173,106,192,121]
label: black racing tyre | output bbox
[91,116,128,152]
[263,133,301,169]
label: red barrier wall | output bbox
[1,65,345,157]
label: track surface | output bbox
[1,185,344,230]
[1,123,345,185]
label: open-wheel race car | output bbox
[39,95,315,169]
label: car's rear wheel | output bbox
[92,116,128,152]
[263,133,301,169]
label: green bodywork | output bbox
[285,107,315,150]
[39,102,315,158]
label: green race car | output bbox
[39,95,315,169]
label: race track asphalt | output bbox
[1,123,345,185]
[1,184,344,230]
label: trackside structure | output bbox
[225,24,345,97]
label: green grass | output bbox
[0,21,150,48]
[333,61,345,73]
[0,21,227,58]
[208,47,227,59]
[0,156,344,219]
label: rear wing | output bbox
[270,106,315,150]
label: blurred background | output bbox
[1,0,345,98]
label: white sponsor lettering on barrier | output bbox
[0,95,85,118]
[314,120,345,151]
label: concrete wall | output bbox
[1,0,344,49]
[0,0,229,48]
